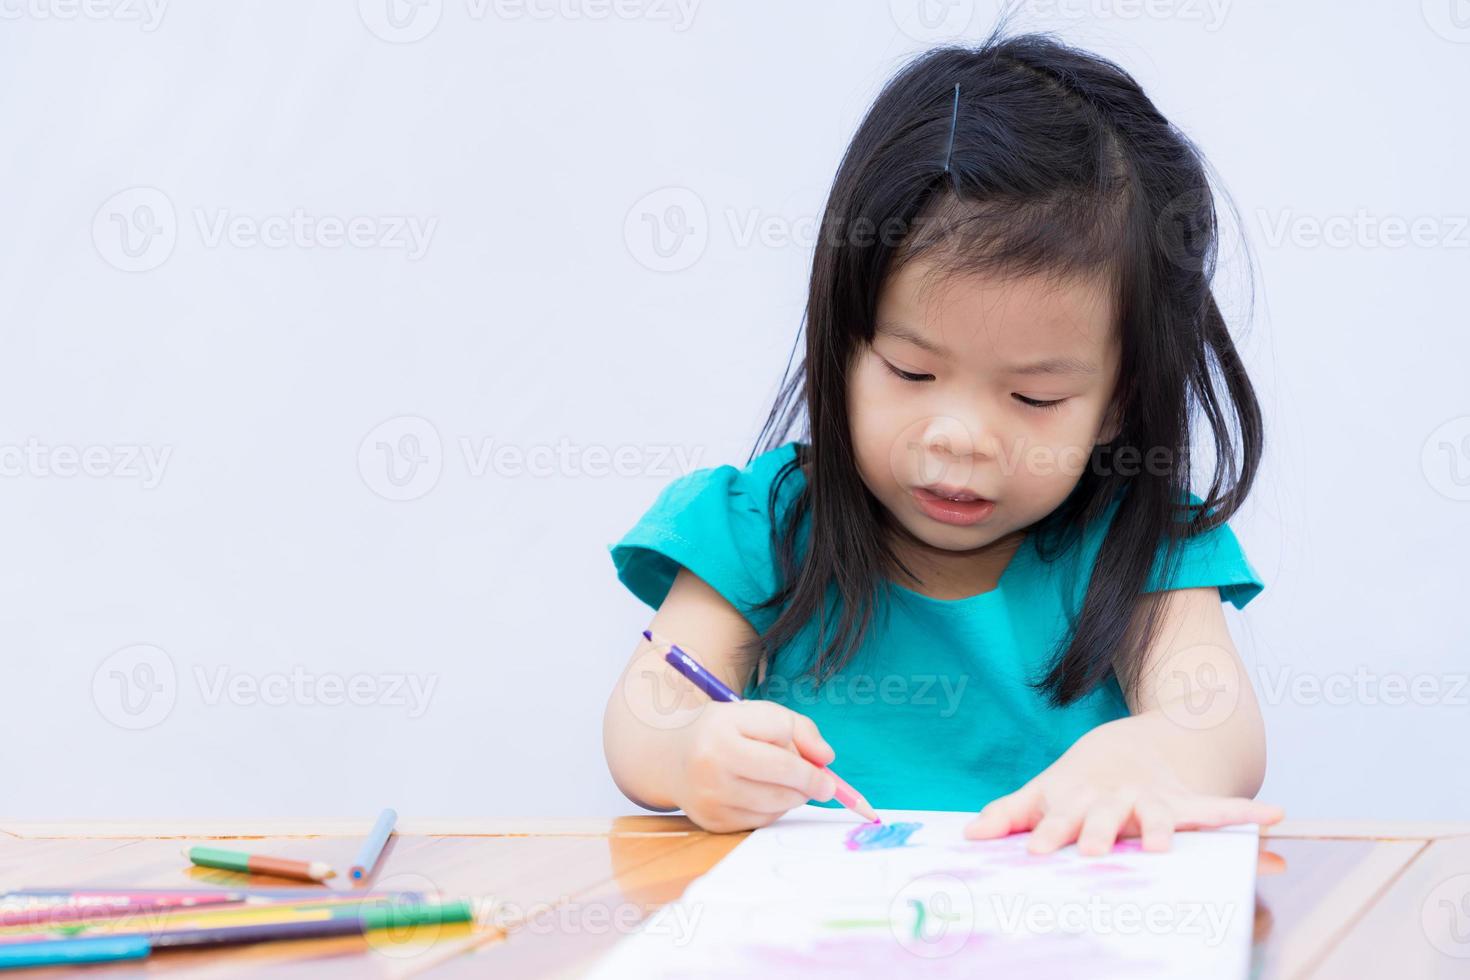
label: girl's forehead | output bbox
[875,260,1119,369]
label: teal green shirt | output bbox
[608,440,1264,811]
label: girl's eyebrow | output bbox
[876,321,950,357]
[876,322,1098,376]
[1007,356,1100,377]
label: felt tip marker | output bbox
[643,630,880,824]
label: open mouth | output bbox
[911,486,996,526]
[920,485,989,503]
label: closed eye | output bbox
[881,356,1065,410]
[882,360,934,383]
[1014,395,1066,411]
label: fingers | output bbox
[965,787,1043,839]
[790,713,836,768]
[682,748,826,831]
[687,804,782,834]
[963,785,1283,857]
[1173,796,1285,831]
[729,703,839,800]
[728,777,817,815]
[679,700,845,834]
[728,738,836,802]
[1026,805,1087,854]
[1075,794,1136,857]
[1134,795,1175,852]
[1031,794,1280,854]
[689,738,833,829]
[1250,800,1286,826]
[733,701,831,755]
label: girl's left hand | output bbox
[963,724,1285,855]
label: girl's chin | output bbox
[892,514,1004,554]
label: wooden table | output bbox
[0,816,1466,978]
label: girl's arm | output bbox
[964,586,1284,854]
[602,567,839,831]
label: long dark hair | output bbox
[741,26,1263,707]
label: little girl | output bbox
[603,30,1283,855]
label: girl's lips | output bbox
[911,487,996,526]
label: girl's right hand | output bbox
[672,699,839,833]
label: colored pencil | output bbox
[6,887,346,901]
[185,846,335,882]
[350,808,398,880]
[0,897,399,941]
[0,896,244,928]
[0,935,151,970]
[644,629,881,823]
[0,902,474,968]
[0,899,470,963]
[2,891,247,906]
[160,899,471,942]
[149,898,471,949]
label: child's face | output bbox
[849,258,1122,558]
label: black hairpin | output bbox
[942,83,960,174]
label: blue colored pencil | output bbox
[0,935,151,970]
[350,808,398,880]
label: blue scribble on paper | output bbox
[844,821,922,851]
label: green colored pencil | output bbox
[185,846,335,882]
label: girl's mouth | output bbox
[911,486,996,526]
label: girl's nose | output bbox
[915,414,996,462]
[889,414,998,492]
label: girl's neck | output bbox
[887,527,1029,601]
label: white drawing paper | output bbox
[586,804,1259,978]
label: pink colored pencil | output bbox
[0,897,244,927]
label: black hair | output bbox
[741,25,1263,707]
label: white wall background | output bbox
[0,1,1465,820]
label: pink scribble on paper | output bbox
[679,930,1168,980]
[1063,862,1135,875]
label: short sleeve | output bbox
[1143,497,1265,610]
[607,445,799,634]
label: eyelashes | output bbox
[882,361,935,383]
[880,359,1066,412]
[1013,394,1066,412]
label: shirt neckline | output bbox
[886,531,1035,608]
